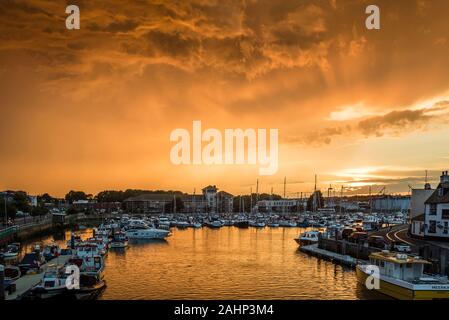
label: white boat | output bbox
[30,266,69,299]
[295,230,320,246]
[192,222,202,228]
[357,251,449,300]
[125,228,170,239]
[206,220,223,228]
[2,243,20,259]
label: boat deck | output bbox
[5,255,72,300]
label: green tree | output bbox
[0,198,17,220]
[31,206,49,217]
[65,190,88,204]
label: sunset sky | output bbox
[1,0,449,197]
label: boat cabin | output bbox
[369,251,430,281]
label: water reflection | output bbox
[17,227,383,300]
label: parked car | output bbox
[390,241,412,253]
[367,235,387,249]
[348,232,368,244]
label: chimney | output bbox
[441,171,449,184]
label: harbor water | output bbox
[19,227,385,300]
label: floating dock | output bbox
[299,244,363,268]
[5,255,72,300]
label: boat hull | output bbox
[356,265,449,300]
[125,229,170,239]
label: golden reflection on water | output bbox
[24,227,385,300]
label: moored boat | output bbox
[357,251,449,300]
[295,230,320,246]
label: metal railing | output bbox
[0,226,18,240]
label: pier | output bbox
[299,244,362,268]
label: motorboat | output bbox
[4,265,21,281]
[357,251,449,300]
[2,243,20,259]
[192,222,203,228]
[295,230,320,246]
[110,231,128,248]
[125,220,171,239]
[206,220,223,229]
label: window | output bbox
[430,204,437,215]
[444,222,448,235]
[442,209,449,220]
[429,220,437,234]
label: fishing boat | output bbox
[357,251,449,300]
[295,230,320,246]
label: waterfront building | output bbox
[410,184,434,219]
[123,194,173,214]
[123,186,233,214]
[372,196,410,213]
[256,199,297,213]
[71,200,122,213]
[419,171,449,241]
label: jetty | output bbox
[5,255,72,300]
[299,244,363,268]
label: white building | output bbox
[410,185,434,219]
[256,199,297,212]
[418,171,449,240]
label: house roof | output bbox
[217,191,233,198]
[425,182,449,204]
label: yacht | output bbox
[125,219,170,239]
[357,251,449,300]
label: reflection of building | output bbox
[418,171,449,241]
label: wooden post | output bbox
[0,264,5,300]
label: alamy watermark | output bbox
[65,264,80,290]
[170,121,278,175]
[365,265,380,290]
[64,4,380,30]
